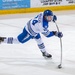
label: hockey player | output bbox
[0,10,63,58]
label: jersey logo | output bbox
[43,25,48,31]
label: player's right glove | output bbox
[52,31,63,38]
[53,15,57,22]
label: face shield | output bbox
[45,16,53,22]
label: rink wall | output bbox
[0,0,75,15]
[0,5,75,15]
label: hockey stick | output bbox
[54,22,63,69]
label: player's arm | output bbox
[42,30,63,38]
[42,30,54,37]
[42,14,63,38]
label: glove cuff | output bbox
[52,31,57,35]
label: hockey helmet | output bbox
[43,10,53,22]
[43,10,53,16]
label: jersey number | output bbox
[32,20,38,25]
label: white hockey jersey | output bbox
[25,13,49,37]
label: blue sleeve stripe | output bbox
[46,32,54,37]
[42,31,54,37]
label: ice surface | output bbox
[0,11,75,75]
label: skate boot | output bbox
[42,51,52,58]
[0,37,6,43]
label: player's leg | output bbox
[17,28,32,43]
[0,28,32,44]
[0,36,20,44]
[34,34,52,58]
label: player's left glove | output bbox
[53,15,57,22]
[52,31,63,38]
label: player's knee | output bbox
[35,34,41,39]
[17,33,32,43]
[17,28,28,43]
[17,36,24,43]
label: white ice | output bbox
[0,11,75,75]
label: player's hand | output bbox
[53,31,63,38]
[53,15,57,22]
[57,32,63,38]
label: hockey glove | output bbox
[53,15,57,22]
[53,31,63,38]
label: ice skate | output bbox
[0,37,6,43]
[42,51,52,58]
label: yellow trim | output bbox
[0,5,75,15]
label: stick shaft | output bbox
[55,22,63,66]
